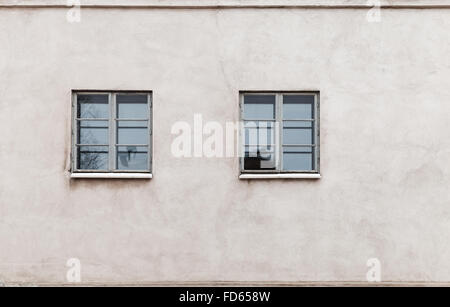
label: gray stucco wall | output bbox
[1,2,450,284]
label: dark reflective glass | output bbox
[77,146,108,170]
[77,120,108,145]
[117,146,148,170]
[244,95,275,120]
[244,145,276,170]
[77,95,109,118]
[283,95,314,119]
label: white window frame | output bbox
[239,91,320,179]
[71,90,152,178]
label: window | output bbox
[240,92,319,176]
[71,91,152,176]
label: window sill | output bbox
[70,173,152,179]
[239,173,321,180]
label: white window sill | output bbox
[70,173,152,179]
[239,173,321,180]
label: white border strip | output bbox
[6,280,445,286]
[71,173,152,179]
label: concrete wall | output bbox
[1,2,450,284]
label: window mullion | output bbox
[277,93,283,172]
[239,92,319,175]
[109,93,115,172]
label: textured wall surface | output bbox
[1,0,450,7]
[0,5,450,284]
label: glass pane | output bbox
[117,121,148,145]
[243,95,275,120]
[283,95,314,119]
[77,94,109,118]
[244,145,276,170]
[244,155,276,170]
[77,146,109,170]
[283,125,313,145]
[117,146,148,170]
[283,121,312,128]
[283,150,313,171]
[117,120,148,127]
[117,95,148,119]
[244,122,275,146]
[77,120,108,145]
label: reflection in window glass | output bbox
[117,146,148,170]
[78,120,108,145]
[243,119,276,170]
[282,95,315,171]
[77,146,109,170]
[244,146,276,170]
[73,92,151,173]
[241,92,319,174]
[77,95,109,119]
